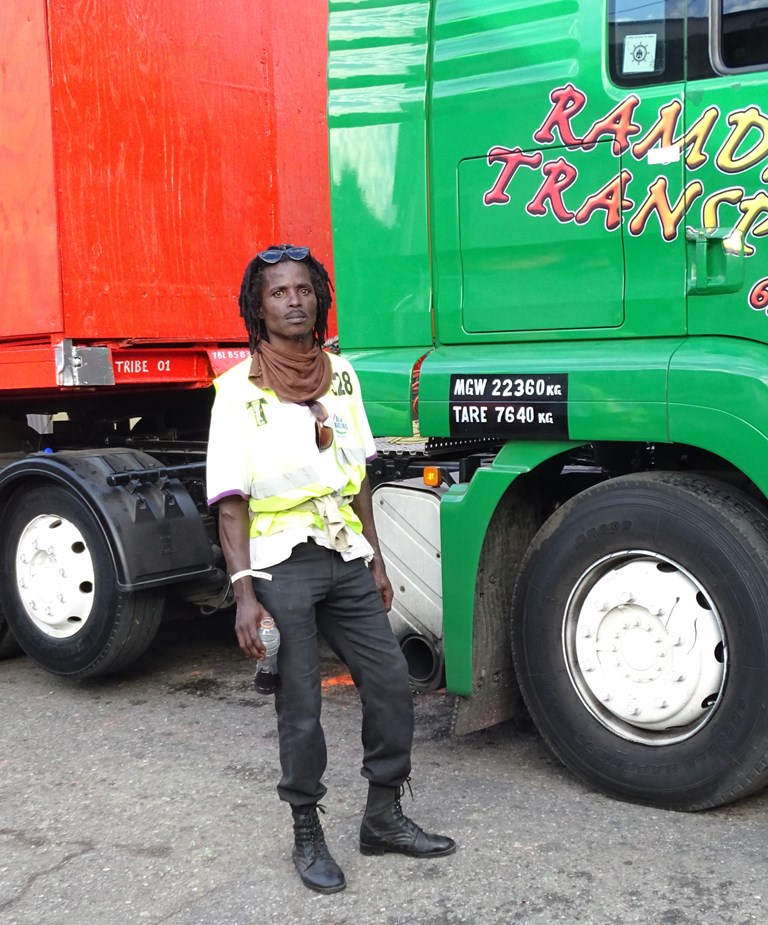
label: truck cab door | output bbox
[684,0,768,339]
[432,1,691,345]
[605,0,690,338]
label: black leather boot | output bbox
[359,784,456,858]
[291,804,346,893]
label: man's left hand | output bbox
[369,555,394,611]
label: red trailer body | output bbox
[1,0,332,394]
[0,2,333,678]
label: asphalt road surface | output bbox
[2,612,767,925]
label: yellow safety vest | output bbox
[209,353,373,542]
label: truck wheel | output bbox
[512,472,768,810]
[0,484,163,679]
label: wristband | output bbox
[230,569,273,583]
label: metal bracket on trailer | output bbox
[55,339,115,387]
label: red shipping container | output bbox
[0,1,332,385]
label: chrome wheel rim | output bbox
[15,513,96,638]
[562,551,727,746]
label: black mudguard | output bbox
[0,449,215,591]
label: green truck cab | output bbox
[328,0,768,809]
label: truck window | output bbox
[610,1,768,85]
[608,0,680,86]
[687,0,716,80]
[719,0,768,70]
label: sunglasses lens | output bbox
[257,246,310,263]
[309,401,334,451]
[257,249,281,263]
[316,423,334,451]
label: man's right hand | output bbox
[234,597,272,660]
[218,496,274,661]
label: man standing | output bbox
[206,245,455,894]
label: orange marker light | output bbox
[423,467,441,487]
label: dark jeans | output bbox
[253,541,414,806]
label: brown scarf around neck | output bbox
[249,339,332,403]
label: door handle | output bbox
[686,227,745,295]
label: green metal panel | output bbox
[343,346,430,435]
[684,78,768,344]
[669,337,768,497]
[418,339,675,441]
[458,144,625,333]
[328,1,435,354]
[330,0,768,426]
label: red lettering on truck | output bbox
[484,147,542,205]
[575,170,634,231]
[581,95,641,156]
[484,83,768,315]
[532,83,587,148]
[526,158,578,221]
[628,177,704,241]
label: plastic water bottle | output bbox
[254,615,280,695]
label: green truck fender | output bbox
[441,440,581,702]
[669,337,768,498]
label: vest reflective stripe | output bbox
[248,499,362,539]
[335,446,367,469]
[249,466,327,502]
[248,448,368,502]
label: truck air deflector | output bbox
[328,0,434,353]
[342,346,434,436]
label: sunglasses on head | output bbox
[308,401,334,451]
[257,245,310,264]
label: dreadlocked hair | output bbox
[238,246,334,352]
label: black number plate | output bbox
[449,374,569,438]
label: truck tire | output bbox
[511,471,768,810]
[0,611,22,659]
[0,484,164,679]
